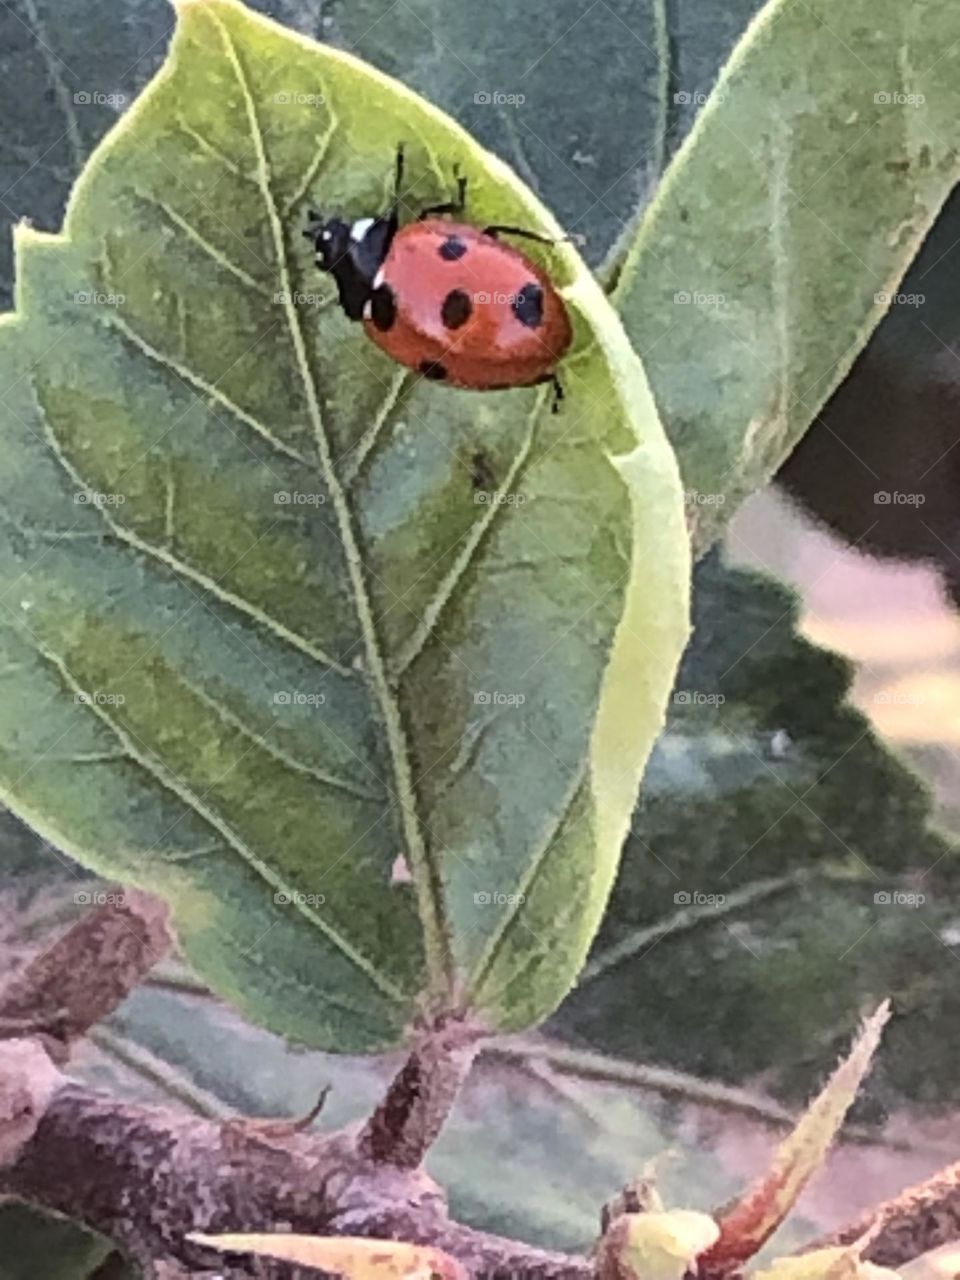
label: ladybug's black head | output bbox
[305,214,352,274]
[303,210,397,321]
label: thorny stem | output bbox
[0,890,958,1278]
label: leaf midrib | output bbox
[211,10,457,1005]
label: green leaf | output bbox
[0,1204,125,1280]
[553,554,953,1103]
[614,0,960,549]
[0,0,689,1050]
[778,184,960,603]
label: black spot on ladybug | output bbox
[439,235,468,261]
[369,284,396,332]
[441,289,472,330]
[513,283,543,329]
[419,360,448,381]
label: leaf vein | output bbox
[101,310,313,468]
[37,408,356,678]
[180,672,384,801]
[175,114,250,181]
[283,113,340,216]
[465,766,588,1006]
[393,407,541,677]
[149,195,275,298]
[341,368,409,485]
[27,631,405,1004]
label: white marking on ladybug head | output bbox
[373,267,385,290]
[321,229,332,241]
[362,298,373,319]
[351,217,375,242]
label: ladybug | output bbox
[303,146,572,409]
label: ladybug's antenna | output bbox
[392,142,406,217]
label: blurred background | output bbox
[3,1,960,1276]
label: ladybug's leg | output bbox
[533,372,565,414]
[416,165,468,219]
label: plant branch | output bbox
[0,887,172,1055]
[0,889,586,1276]
[803,1161,960,1269]
[2,889,957,1280]
[0,1051,590,1278]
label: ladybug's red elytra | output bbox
[303,146,572,410]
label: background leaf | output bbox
[0,1204,125,1280]
[553,554,958,1109]
[614,0,960,548]
[0,0,767,308]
